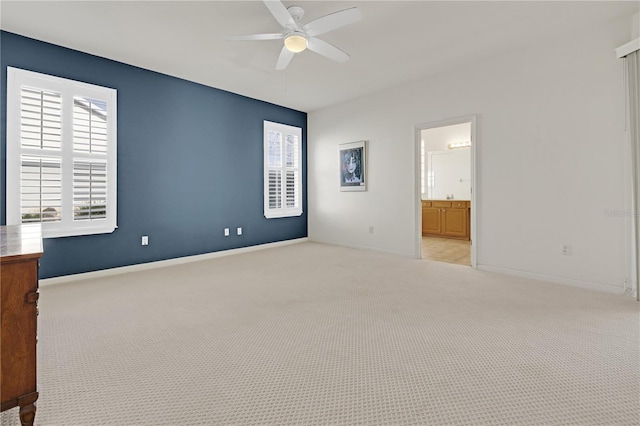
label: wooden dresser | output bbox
[1,224,43,426]
[422,200,471,240]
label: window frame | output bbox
[263,120,303,219]
[6,67,117,238]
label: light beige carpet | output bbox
[2,242,639,425]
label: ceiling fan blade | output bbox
[263,0,297,30]
[224,33,283,41]
[303,7,362,37]
[307,37,350,63]
[276,46,295,70]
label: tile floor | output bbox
[421,236,471,266]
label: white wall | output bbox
[308,14,634,293]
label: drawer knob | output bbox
[26,291,39,304]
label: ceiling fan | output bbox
[224,0,362,70]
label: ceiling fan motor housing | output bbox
[287,6,304,22]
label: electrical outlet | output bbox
[369,226,374,234]
[561,244,570,255]
[224,228,230,237]
[237,227,242,236]
[141,235,149,246]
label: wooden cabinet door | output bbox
[441,208,468,238]
[422,207,441,235]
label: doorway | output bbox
[414,116,477,267]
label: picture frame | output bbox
[339,140,367,191]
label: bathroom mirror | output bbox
[426,147,471,200]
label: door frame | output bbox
[414,115,478,268]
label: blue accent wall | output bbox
[1,31,307,279]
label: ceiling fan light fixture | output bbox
[225,1,361,70]
[284,33,308,53]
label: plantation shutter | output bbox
[73,161,107,220]
[6,67,117,238]
[264,121,302,218]
[284,134,299,208]
[268,130,283,209]
[73,95,110,221]
[21,87,62,150]
[20,156,62,223]
[19,86,64,223]
[73,96,108,153]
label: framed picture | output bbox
[339,140,367,191]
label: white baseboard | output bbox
[309,238,416,259]
[41,238,309,286]
[312,241,625,295]
[477,264,625,295]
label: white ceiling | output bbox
[1,1,638,112]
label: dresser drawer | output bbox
[421,201,432,207]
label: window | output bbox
[264,120,302,218]
[6,67,117,238]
